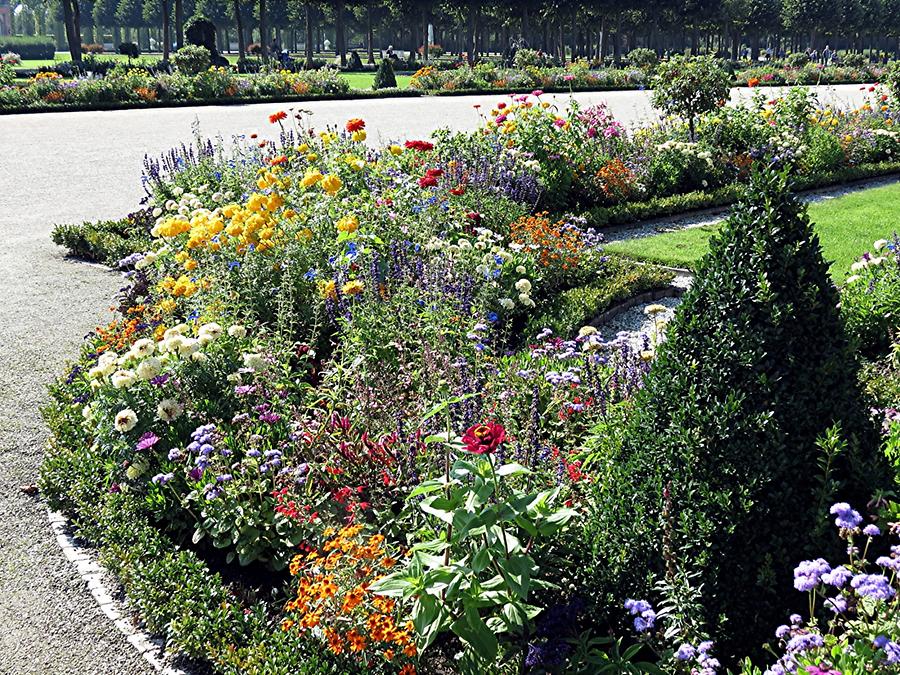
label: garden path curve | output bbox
[0,83,872,673]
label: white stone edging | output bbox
[46,508,189,675]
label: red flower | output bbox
[450,185,466,196]
[462,422,506,455]
[424,167,443,178]
[418,175,438,188]
[405,140,434,152]
[466,211,482,223]
[269,111,288,124]
[497,102,507,109]
[346,118,366,132]
[269,155,288,166]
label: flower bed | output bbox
[0,65,352,111]
[41,93,900,673]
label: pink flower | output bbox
[462,422,506,455]
[563,74,575,82]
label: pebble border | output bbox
[46,508,189,675]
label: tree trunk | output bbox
[233,0,245,61]
[467,5,477,65]
[305,3,314,68]
[162,0,170,60]
[259,0,268,58]
[61,0,82,63]
[522,3,529,46]
[335,0,346,67]
[366,0,374,63]
[174,0,183,49]
[598,17,605,63]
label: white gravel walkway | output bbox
[0,83,876,671]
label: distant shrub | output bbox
[172,44,212,75]
[372,58,396,89]
[840,52,867,68]
[0,35,55,60]
[514,47,541,68]
[1,51,22,66]
[786,51,811,67]
[0,63,13,87]
[628,47,658,70]
[81,43,105,54]
[118,42,140,58]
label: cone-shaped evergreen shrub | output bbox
[585,168,887,658]
[373,59,397,90]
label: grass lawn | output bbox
[605,181,900,281]
[16,52,411,89]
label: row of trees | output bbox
[17,0,900,66]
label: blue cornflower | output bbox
[487,312,499,323]
[228,261,241,270]
[304,268,318,280]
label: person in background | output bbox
[822,44,832,65]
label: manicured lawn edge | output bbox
[579,161,900,229]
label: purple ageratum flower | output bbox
[624,598,656,633]
[168,448,183,461]
[821,565,852,588]
[850,574,896,600]
[830,502,863,530]
[824,595,848,613]
[874,637,900,664]
[151,472,174,485]
[786,633,824,653]
[675,644,696,660]
[136,431,160,451]
[875,555,900,572]
[775,625,792,638]
[790,614,803,626]
[259,412,281,424]
[794,558,831,591]
[863,524,881,536]
[149,374,170,386]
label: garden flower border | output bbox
[0,79,880,116]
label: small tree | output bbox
[172,44,211,74]
[373,58,397,89]
[651,55,731,140]
[585,168,887,658]
[885,61,900,106]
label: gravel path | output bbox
[0,83,875,672]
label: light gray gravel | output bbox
[595,295,683,351]
[0,83,876,673]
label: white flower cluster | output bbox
[88,322,244,432]
[655,140,714,167]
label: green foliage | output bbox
[524,257,675,339]
[0,35,55,59]
[0,62,13,88]
[372,58,397,90]
[840,236,900,354]
[651,56,731,139]
[885,61,900,106]
[371,443,577,673]
[786,52,811,67]
[172,44,212,75]
[584,168,886,657]
[51,210,153,265]
[628,48,659,71]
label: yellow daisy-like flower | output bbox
[341,279,364,296]
[336,214,359,233]
[388,144,402,156]
[300,169,324,188]
[321,174,342,196]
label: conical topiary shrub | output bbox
[373,58,397,90]
[585,168,887,659]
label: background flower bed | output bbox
[40,86,900,674]
[1,54,892,114]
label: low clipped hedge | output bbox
[0,35,55,60]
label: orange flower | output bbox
[747,77,760,88]
[399,665,416,675]
[347,629,367,652]
[269,111,288,124]
[346,118,366,132]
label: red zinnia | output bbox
[418,175,438,188]
[450,186,466,196]
[269,111,288,124]
[405,140,434,152]
[462,422,506,455]
[346,118,366,132]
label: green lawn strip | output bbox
[605,181,900,281]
